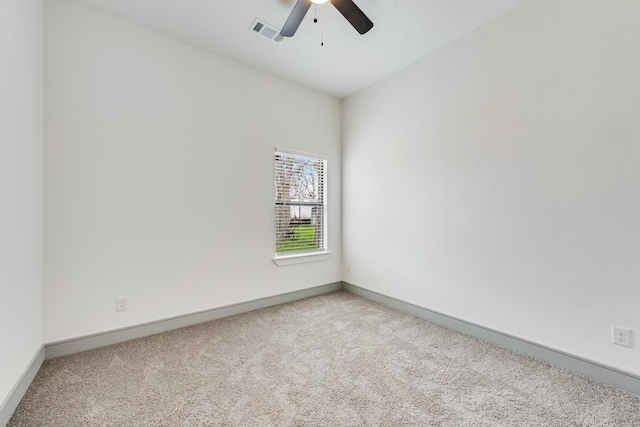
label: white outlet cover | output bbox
[612,326,632,348]
[116,297,127,312]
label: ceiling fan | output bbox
[280,0,374,37]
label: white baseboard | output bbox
[45,282,342,359]
[0,346,45,427]
[343,282,640,396]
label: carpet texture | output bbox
[8,291,640,426]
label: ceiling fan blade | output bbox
[280,0,313,37]
[332,0,374,35]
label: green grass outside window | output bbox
[276,225,319,253]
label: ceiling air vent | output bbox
[250,18,284,43]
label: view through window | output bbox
[274,150,326,255]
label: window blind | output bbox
[275,151,326,255]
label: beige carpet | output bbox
[9,291,640,426]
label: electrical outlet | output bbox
[116,297,127,312]
[612,326,631,348]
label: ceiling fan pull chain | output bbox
[320,5,324,46]
[313,2,324,45]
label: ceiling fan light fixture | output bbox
[280,0,373,37]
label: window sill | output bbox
[273,251,330,266]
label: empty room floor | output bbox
[9,291,640,426]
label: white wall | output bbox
[0,0,43,406]
[44,0,341,343]
[343,0,640,375]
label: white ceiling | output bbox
[70,0,526,99]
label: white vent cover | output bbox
[250,18,284,43]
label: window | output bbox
[274,149,326,259]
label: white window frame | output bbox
[273,147,329,266]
